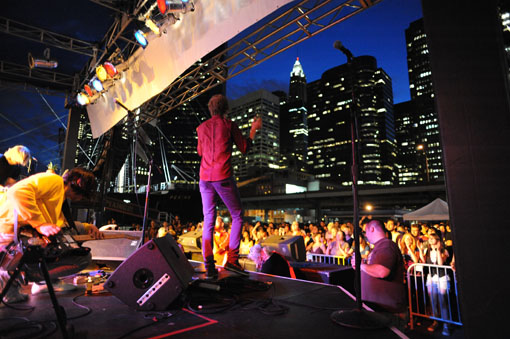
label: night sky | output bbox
[0,0,422,169]
[227,0,423,103]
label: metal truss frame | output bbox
[0,60,75,89]
[0,16,99,57]
[75,0,152,89]
[140,0,381,122]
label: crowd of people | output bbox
[149,214,455,334]
[148,215,454,271]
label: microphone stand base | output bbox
[331,308,389,330]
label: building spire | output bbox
[290,57,305,78]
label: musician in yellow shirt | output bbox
[0,167,101,303]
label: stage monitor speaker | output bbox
[177,230,202,253]
[261,235,306,262]
[104,234,194,311]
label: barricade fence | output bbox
[306,252,350,266]
[407,263,462,329]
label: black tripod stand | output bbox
[0,244,72,338]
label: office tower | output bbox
[406,19,434,100]
[307,56,397,186]
[230,89,280,180]
[280,58,308,172]
[395,18,444,184]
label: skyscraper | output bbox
[307,56,397,186]
[280,58,308,172]
[406,19,434,100]
[395,18,443,184]
[230,89,280,180]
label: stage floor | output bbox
[0,261,460,339]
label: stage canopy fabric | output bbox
[87,0,292,138]
[403,198,450,221]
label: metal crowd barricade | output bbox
[407,263,463,330]
[306,252,350,266]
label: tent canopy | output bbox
[403,198,450,221]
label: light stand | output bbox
[330,41,388,329]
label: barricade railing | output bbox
[407,263,462,330]
[306,252,350,266]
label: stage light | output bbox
[134,30,148,48]
[144,17,161,36]
[103,62,118,77]
[157,0,193,15]
[84,84,94,97]
[96,65,108,82]
[91,77,103,92]
[28,50,58,69]
[77,92,90,106]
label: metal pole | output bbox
[140,159,153,246]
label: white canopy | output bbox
[403,198,450,221]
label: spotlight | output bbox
[77,92,90,106]
[84,84,94,97]
[144,17,161,36]
[157,0,194,15]
[96,65,108,82]
[103,62,118,77]
[91,77,104,92]
[134,30,148,48]
[28,48,58,69]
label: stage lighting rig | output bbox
[134,29,149,48]
[91,77,104,92]
[157,0,194,15]
[76,92,90,106]
[28,48,58,69]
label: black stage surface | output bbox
[0,261,410,339]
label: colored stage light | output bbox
[77,92,90,106]
[145,18,161,35]
[91,78,103,92]
[84,84,94,97]
[103,62,118,77]
[96,65,108,82]
[134,30,148,48]
[157,0,192,15]
[157,0,168,14]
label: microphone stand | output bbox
[330,42,387,329]
[114,100,156,247]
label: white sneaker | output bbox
[1,271,28,303]
[31,280,77,295]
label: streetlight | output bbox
[417,144,430,182]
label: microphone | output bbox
[333,40,354,60]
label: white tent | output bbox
[403,198,450,221]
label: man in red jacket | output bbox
[197,94,261,279]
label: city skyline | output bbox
[227,0,422,104]
[0,0,423,169]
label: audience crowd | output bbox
[127,215,454,271]
[121,214,456,334]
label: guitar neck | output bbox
[72,233,139,242]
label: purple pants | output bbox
[199,177,243,265]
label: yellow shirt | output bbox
[0,172,66,234]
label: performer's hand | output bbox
[88,225,104,240]
[37,224,61,237]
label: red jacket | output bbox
[197,115,252,181]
